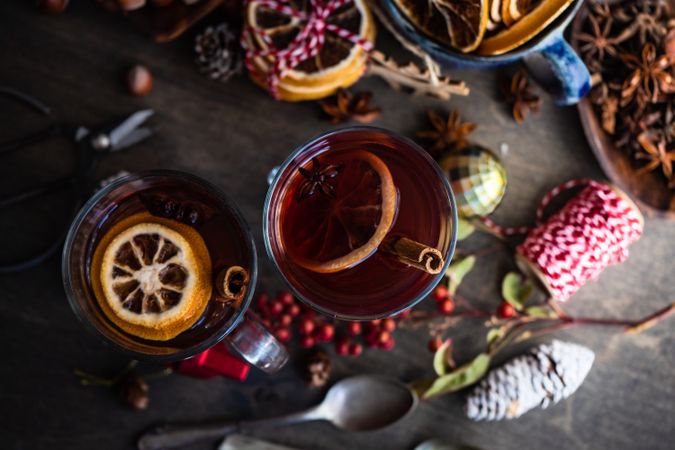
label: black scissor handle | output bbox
[0,124,65,155]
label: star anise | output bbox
[500,70,542,124]
[615,108,661,152]
[575,12,619,70]
[635,132,675,179]
[615,1,667,44]
[659,103,675,145]
[319,89,381,124]
[588,0,613,22]
[296,157,344,201]
[415,109,476,157]
[620,43,675,105]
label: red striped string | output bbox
[241,0,373,98]
[481,179,643,301]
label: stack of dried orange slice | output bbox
[392,0,574,56]
[242,0,375,101]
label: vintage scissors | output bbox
[0,87,155,273]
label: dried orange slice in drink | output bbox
[478,0,573,55]
[243,0,375,101]
[393,0,488,53]
[284,151,398,273]
[90,212,212,341]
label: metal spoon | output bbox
[137,375,418,450]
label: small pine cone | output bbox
[118,373,149,410]
[303,350,332,388]
[465,340,594,421]
[194,23,242,82]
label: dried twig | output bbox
[367,51,469,100]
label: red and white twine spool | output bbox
[241,0,373,98]
[483,179,643,301]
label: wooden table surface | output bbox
[1,2,673,450]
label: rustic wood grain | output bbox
[0,2,673,450]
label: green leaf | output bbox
[501,272,533,311]
[433,339,453,376]
[486,327,504,346]
[456,218,475,241]
[422,353,491,399]
[447,255,476,294]
[525,306,557,318]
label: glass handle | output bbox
[267,166,280,186]
[226,312,288,373]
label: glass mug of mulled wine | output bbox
[264,127,458,320]
[62,170,288,371]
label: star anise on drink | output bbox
[620,43,675,105]
[319,89,381,124]
[297,158,344,201]
[575,13,620,71]
[635,132,675,180]
[500,70,542,124]
[416,109,476,157]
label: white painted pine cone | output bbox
[465,340,594,421]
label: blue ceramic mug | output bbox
[380,0,590,105]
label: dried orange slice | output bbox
[283,151,398,273]
[393,0,489,53]
[502,0,535,26]
[478,0,573,55]
[90,212,212,341]
[487,0,503,30]
[244,0,375,101]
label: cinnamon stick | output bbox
[215,265,250,305]
[386,237,445,275]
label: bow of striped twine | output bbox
[241,0,373,98]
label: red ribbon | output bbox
[242,0,373,98]
[173,343,250,381]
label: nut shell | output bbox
[126,65,153,97]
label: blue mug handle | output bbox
[523,35,591,106]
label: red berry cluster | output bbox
[426,286,457,352]
[255,290,401,357]
[432,286,455,316]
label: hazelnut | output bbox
[118,0,147,10]
[37,0,69,15]
[126,65,153,97]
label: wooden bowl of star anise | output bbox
[571,0,675,219]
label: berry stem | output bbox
[454,293,493,315]
[489,302,675,357]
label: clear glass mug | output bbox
[264,127,458,320]
[62,170,288,371]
